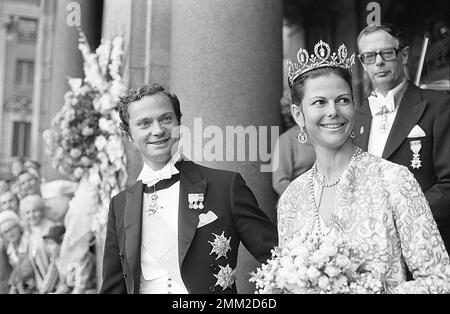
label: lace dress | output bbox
[277,150,450,293]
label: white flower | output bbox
[324,265,341,278]
[95,135,108,151]
[74,167,84,179]
[306,266,321,281]
[70,148,82,159]
[82,127,94,136]
[318,275,330,290]
[333,274,348,289]
[68,78,83,95]
[99,117,117,134]
[105,136,124,162]
[335,254,351,269]
[319,242,338,257]
[310,250,328,265]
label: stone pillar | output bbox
[171,0,282,293]
[37,0,103,180]
[0,14,10,165]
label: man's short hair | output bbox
[357,23,408,51]
[118,83,183,135]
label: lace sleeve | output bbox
[389,166,450,293]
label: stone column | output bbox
[171,0,282,293]
[38,0,103,180]
[0,14,10,165]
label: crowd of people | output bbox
[0,157,97,294]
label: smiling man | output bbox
[99,83,277,294]
[354,23,450,252]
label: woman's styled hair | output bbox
[290,66,353,106]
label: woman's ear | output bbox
[291,104,305,128]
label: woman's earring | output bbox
[297,127,308,144]
[350,129,355,139]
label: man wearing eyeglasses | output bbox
[354,23,450,253]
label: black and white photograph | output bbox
[0,0,449,301]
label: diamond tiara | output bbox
[287,40,356,87]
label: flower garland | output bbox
[43,32,128,237]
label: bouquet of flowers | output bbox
[250,231,384,294]
[43,31,128,236]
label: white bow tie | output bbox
[368,92,396,116]
[139,163,179,187]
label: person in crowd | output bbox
[277,40,450,293]
[271,124,316,197]
[0,210,35,294]
[0,192,19,293]
[0,191,20,215]
[100,83,277,294]
[20,194,56,293]
[43,225,96,294]
[24,160,44,183]
[9,157,26,197]
[354,23,450,252]
[17,170,41,199]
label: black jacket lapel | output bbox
[355,100,372,151]
[382,83,428,159]
[176,160,207,268]
[124,181,143,294]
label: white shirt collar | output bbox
[137,151,182,186]
[369,79,407,115]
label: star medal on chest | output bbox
[410,140,422,170]
[209,231,231,260]
[213,264,236,291]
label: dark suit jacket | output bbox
[355,82,450,251]
[99,160,278,294]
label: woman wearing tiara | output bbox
[277,40,450,293]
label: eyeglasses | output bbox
[358,47,402,65]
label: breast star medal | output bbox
[410,140,422,170]
[208,232,231,260]
[213,264,236,291]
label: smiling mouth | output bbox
[148,139,169,145]
[320,123,346,129]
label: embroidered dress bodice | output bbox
[277,150,450,293]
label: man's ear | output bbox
[291,104,305,128]
[120,123,133,142]
[401,46,410,66]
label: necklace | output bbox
[312,146,362,187]
[310,146,362,235]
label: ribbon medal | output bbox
[188,193,204,210]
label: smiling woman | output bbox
[272,40,450,294]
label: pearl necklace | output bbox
[312,146,362,187]
[309,146,362,236]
